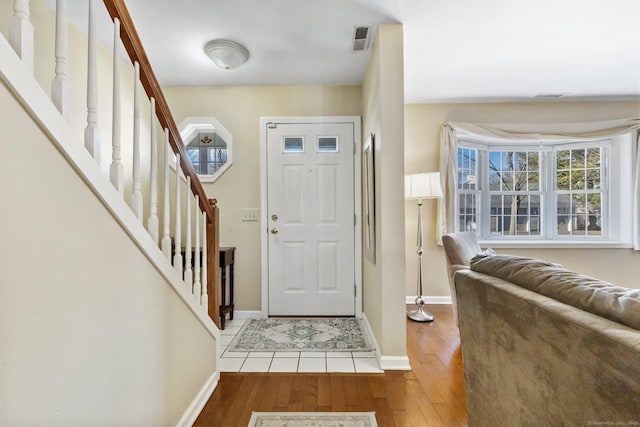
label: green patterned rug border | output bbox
[227,318,374,352]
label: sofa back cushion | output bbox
[470,254,640,330]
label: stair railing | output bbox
[6,0,221,327]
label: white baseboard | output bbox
[176,370,219,427]
[380,355,412,371]
[233,310,262,319]
[406,296,452,305]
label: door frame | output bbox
[259,116,362,318]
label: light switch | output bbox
[241,208,259,222]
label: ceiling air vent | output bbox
[534,93,566,99]
[352,26,371,51]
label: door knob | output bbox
[270,228,279,234]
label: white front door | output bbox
[266,120,356,316]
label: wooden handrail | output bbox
[102,0,213,221]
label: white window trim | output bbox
[455,134,633,248]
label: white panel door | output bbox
[267,121,355,316]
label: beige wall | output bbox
[163,85,362,310]
[0,78,216,425]
[405,101,640,297]
[361,24,407,358]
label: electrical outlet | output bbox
[241,208,259,222]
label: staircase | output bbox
[0,0,220,425]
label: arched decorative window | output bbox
[178,117,233,183]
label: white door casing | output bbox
[260,117,362,317]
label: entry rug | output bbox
[228,318,374,352]
[248,412,378,427]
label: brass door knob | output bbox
[270,228,279,234]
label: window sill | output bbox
[479,240,633,249]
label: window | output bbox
[186,132,228,175]
[317,136,338,152]
[454,135,633,245]
[284,137,304,152]
[178,117,233,183]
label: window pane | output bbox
[573,194,587,234]
[458,193,478,232]
[557,150,570,170]
[587,147,601,167]
[284,137,304,152]
[489,170,500,191]
[318,137,338,152]
[207,147,227,175]
[527,172,539,190]
[587,193,602,235]
[570,170,585,190]
[529,195,542,234]
[527,152,539,169]
[557,170,570,190]
[557,194,571,235]
[572,149,585,168]
[187,148,199,163]
[457,147,477,190]
[586,169,600,190]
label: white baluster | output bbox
[9,0,34,73]
[52,0,69,119]
[84,0,100,163]
[194,196,201,300]
[184,176,193,290]
[161,129,172,259]
[201,210,208,310]
[173,153,183,275]
[109,18,123,193]
[147,98,159,244]
[130,62,143,220]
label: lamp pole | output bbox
[407,198,434,322]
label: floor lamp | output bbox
[405,172,443,322]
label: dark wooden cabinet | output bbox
[218,246,235,330]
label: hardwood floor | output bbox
[195,305,468,427]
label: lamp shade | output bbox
[405,172,443,199]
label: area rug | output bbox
[248,412,378,427]
[228,318,373,352]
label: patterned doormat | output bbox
[248,412,378,427]
[227,318,374,352]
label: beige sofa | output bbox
[454,254,640,427]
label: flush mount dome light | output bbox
[204,39,250,71]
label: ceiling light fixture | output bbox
[204,39,250,71]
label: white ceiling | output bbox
[54,0,640,103]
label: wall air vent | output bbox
[352,26,371,51]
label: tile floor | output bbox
[218,319,383,373]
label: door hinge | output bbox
[354,214,356,226]
[353,142,356,155]
[354,284,357,297]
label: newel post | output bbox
[207,198,220,327]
